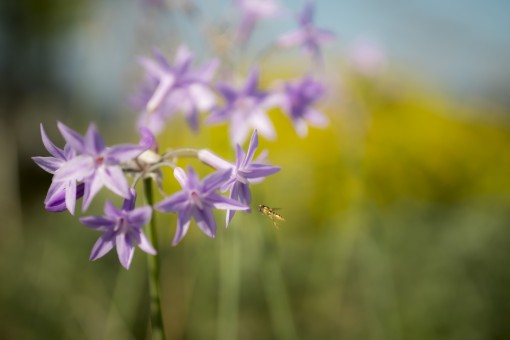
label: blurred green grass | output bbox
[2,69,510,340]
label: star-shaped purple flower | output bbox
[155,166,248,245]
[32,124,85,215]
[277,1,334,61]
[277,76,329,137]
[198,130,280,225]
[234,0,282,43]
[80,189,156,269]
[53,122,147,211]
[136,46,218,133]
[206,68,276,145]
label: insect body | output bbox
[258,204,285,228]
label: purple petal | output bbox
[172,205,192,246]
[238,164,281,179]
[251,111,276,141]
[188,84,216,111]
[53,155,94,182]
[198,149,233,170]
[155,191,189,213]
[90,232,116,261]
[65,180,77,215]
[217,83,239,103]
[84,123,106,155]
[202,169,232,194]
[82,173,103,211]
[137,231,157,255]
[147,75,174,112]
[234,145,245,169]
[208,192,249,210]
[243,129,259,165]
[106,144,146,164]
[299,1,315,25]
[101,166,130,198]
[244,67,260,95]
[104,200,122,218]
[122,188,137,211]
[32,156,63,174]
[173,167,188,188]
[139,127,158,152]
[237,182,252,205]
[45,182,84,213]
[80,215,116,229]
[40,124,65,159]
[127,206,152,227]
[139,56,167,78]
[192,207,216,238]
[116,234,135,269]
[174,45,193,72]
[57,121,86,154]
[225,183,241,226]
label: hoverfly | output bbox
[258,204,285,228]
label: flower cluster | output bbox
[34,0,333,269]
[34,122,278,268]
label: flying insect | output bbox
[258,204,285,228]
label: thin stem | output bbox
[143,178,166,340]
[217,226,241,340]
[262,227,298,340]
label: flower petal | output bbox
[32,156,63,174]
[106,144,147,164]
[208,192,249,210]
[173,167,188,188]
[40,124,65,159]
[80,215,116,229]
[127,206,152,227]
[193,207,216,238]
[238,164,281,179]
[65,180,77,215]
[137,231,157,255]
[101,166,130,198]
[82,173,103,211]
[57,121,86,154]
[84,123,106,155]
[198,149,233,170]
[172,205,192,246]
[104,200,122,218]
[116,234,135,269]
[243,129,259,165]
[53,155,94,182]
[155,191,189,213]
[90,232,115,261]
[202,169,232,194]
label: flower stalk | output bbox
[143,178,166,340]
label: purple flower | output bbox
[32,124,84,214]
[80,189,156,269]
[53,122,147,211]
[234,0,282,43]
[277,1,334,61]
[198,130,280,225]
[206,68,276,145]
[155,166,248,245]
[277,76,329,137]
[136,46,218,133]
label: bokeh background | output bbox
[2,0,510,339]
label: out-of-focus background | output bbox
[2,0,510,339]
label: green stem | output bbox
[217,228,241,340]
[143,178,166,340]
